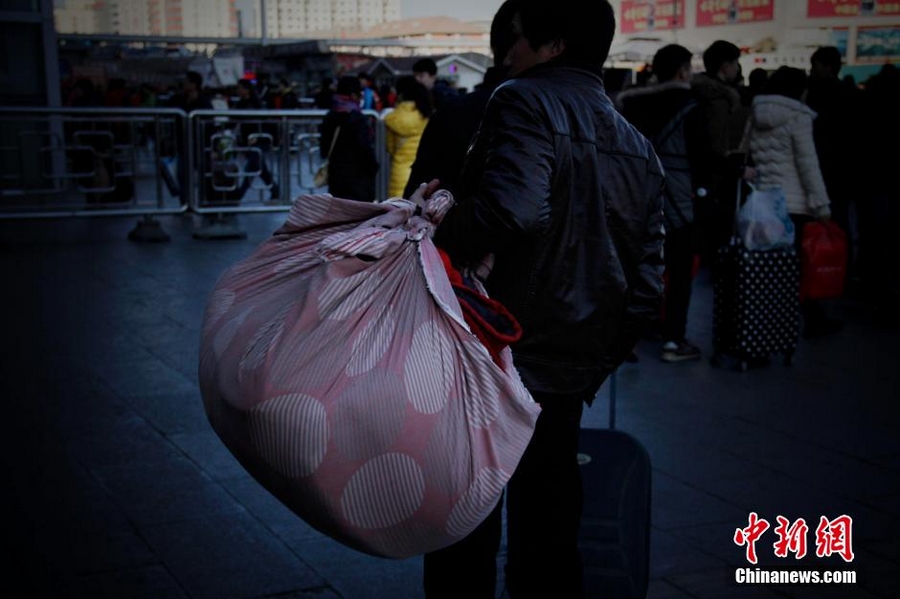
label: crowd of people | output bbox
[316,23,899,365]
[59,64,460,205]
[312,31,897,348]
[55,0,900,596]
[331,3,896,596]
[616,40,899,347]
[57,2,900,336]
[57,6,899,326]
[403,3,899,598]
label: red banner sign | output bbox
[621,1,686,33]
[808,0,900,18]
[696,0,775,27]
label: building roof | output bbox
[307,16,488,41]
[441,52,492,70]
[355,52,491,77]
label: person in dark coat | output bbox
[412,57,457,111]
[741,67,768,106]
[403,0,518,199]
[421,0,665,597]
[166,71,213,205]
[856,63,900,312]
[691,40,753,260]
[312,77,334,109]
[617,43,714,362]
[318,76,379,202]
[233,78,278,200]
[806,46,865,293]
[167,70,213,113]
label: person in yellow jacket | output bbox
[385,76,433,198]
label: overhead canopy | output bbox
[607,38,701,66]
[608,38,670,64]
[187,56,244,87]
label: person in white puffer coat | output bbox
[748,66,831,221]
[748,66,842,337]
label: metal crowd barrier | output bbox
[0,106,188,218]
[0,107,390,221]
[187,108,387,214]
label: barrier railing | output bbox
[0,107,189,218]
[0,107,390,221]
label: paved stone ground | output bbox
[1,210,897,599]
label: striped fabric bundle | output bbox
[199,193,539,558]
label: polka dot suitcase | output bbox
[711,241,800,370]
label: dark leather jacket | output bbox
[617,81,715,230]
[435,60,665,398]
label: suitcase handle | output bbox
[608,369,617,430]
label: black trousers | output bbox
[663,223,697,343]
[239,142,275,196]
[423,389,587,599]
[696,176,741,265]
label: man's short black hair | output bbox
[516,0,615,68]
[412,58,438,76]
[186,71,203,87]
[748,67,768,89]
[811,46,842,73]
[764,66,807,101]
[396,75,433,118]
[336,75,361,96]
[490,0,520,67]
[651,44,693,82]
[702,40,741,74]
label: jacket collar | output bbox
[752,93,816,117]
[515,58,605,85]
[616,79,691,103]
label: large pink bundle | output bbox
[199,194,539,559]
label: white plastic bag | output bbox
[737,185,795,251]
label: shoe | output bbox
[661,340,701,362]
[802,318,844,338]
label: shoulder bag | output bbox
[314,126,341,188]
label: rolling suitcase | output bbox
[711,181,800,371]
[578,371,651,599]
[711,171,800,370]
[711,241,800,370]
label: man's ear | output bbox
[550,38,566,58]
